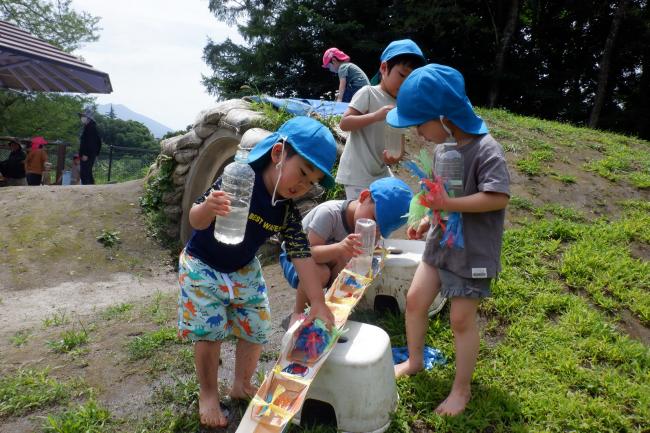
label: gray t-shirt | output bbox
[423,134,511,279]
[302,200,352,244]
[335,85,394,187]
[338,63,370,90]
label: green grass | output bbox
[478,108,650,187]
[143,291,176,325]
[10,329,30,346]
[42,310,70,328]
[126,327,180,360]
[48,329,89,353]
[43,399,111,433]
[101,302,134,321]
[0,369,85,417]
[377,208,650,432]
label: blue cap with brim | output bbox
[386,64,488,134]
[369,177,413,238]
[247,116,337,189]
[380,39,425,63]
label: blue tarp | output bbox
[252,96,349,117]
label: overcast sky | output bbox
[72,0,243,130]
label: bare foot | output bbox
[435,390,471,416]
[199,392,228,428]
[229,383,257,401]
[394,359,423,378]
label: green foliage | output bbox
[94,113,158,150]
[10,329,30,347]
[44,400,111,433]
[204,0,650,141]
[0,92,92,143]
[560,209,650,324]
[42,310,70,328]
[96,229,121,248]
[0,369,84,417]
[101,303,134,321]
[140,155,177,246]
[48,329,89,353]
[0,0,100,51]
[126,327,180,361]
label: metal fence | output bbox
[96,145,158,184]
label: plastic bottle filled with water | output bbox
[348,218,376,276]
[213,146,255,245]
[434,143,464,198]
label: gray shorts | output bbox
[437,268,492,299]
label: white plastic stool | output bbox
[362,239,446,316]
[291,320,397,433]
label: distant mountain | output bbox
[97,104,173,139]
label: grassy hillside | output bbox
[0,108,648,433]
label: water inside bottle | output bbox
[214,205,250,244]
[213,147,255,244]
[384,123,403,159]
[349,218,376,276]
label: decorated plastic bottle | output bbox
[349,218,376,276]
[434,143,464,198]
[213,146,255,245]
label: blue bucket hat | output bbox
[247,116,337,189]
[386,64,488,134]
[369,177,413,238]
[380,39,425,63]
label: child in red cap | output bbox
[322,47,369,102]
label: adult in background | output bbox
[78,107,102,185]
[0,140,27,186]
[25,136,48,186]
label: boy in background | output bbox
[336,39,426,199]
[387,64,510,416]
[178,117,337,429]
[280,177,413,323]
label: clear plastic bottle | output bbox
[384,123,403,159]
[434,143,464,198]
[348,218,376,276]
[213,146,255,245]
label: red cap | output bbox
[322,47,350,68]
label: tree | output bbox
[94,114,158,151]
[0,92,91,143]
[203,0,397,100]
[0,0,100,52]
[487,0,520,108]
[203,0,650,139]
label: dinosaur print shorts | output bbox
[177,249,271,344]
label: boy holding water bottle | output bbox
[336,39,426,199]
[387,64,510,416]
[279,176,413,324]
[177,117,338,429]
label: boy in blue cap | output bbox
[177,116,338,428]
[280,177,413,323]
[387,64,510,416]
[336,39,426,199]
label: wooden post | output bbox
[56,142,66,184]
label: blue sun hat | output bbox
[369,177,413,238]
[247,116,338,188]
[380,39,425,63]
[386,64,488,134]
